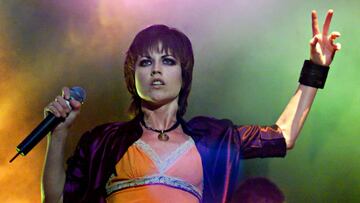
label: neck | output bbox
[141,98,179,130]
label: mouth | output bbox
[150,78,165,86]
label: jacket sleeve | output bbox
[234,124,287,159]
[187,116,286,159]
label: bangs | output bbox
[137,40,176,59]
[129,25,190,63]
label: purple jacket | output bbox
[64,115,286,202]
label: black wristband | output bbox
[298,60,329,89]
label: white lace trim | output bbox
[106,174,202,200]
[134,138,194,174]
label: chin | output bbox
[146,94,179,106]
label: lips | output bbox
[150,78,165,86]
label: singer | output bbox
[41,10,341,203]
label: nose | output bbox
[151,60,162,76]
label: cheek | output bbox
[134,70,147,97]
[175,69,183,90]
[164,69,182,97]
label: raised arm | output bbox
[276,9,341,149]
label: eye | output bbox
[139,59,152,67]
[162,58,177,66]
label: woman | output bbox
[41,10,341,203]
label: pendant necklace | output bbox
[140,118,180,141]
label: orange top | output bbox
[105,138,203,203]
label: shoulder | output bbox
[77,120,133,149]
[90,121,127,135]
[187,115,234,131]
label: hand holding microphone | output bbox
[44,87,83,134]
[9,86,86,163]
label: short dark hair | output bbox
[231,177,285,203]
[124,24,194,118]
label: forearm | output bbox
[276,84,317,149]
[41,131,68,203]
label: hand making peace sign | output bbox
[310,9,341,66]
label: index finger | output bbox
[322,9,333,36]
[312,10,320,36]
[62,87,70,100]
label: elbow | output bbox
[286,140,295,150]
[285,137,295,150]
[280,128,295,150]
[276,124,296,150]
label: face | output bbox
[134,46,182,107]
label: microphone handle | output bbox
[9,86,85,163]
[16,113,65,156]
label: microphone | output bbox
[9,87,86,163]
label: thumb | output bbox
[70,99,82,111]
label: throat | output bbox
[140,98,179,130]
[140,116,180,142]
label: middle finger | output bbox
[322,9,333,36]
[52,101,67,117]
[56,96,71,113]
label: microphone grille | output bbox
[69,86,86,103]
